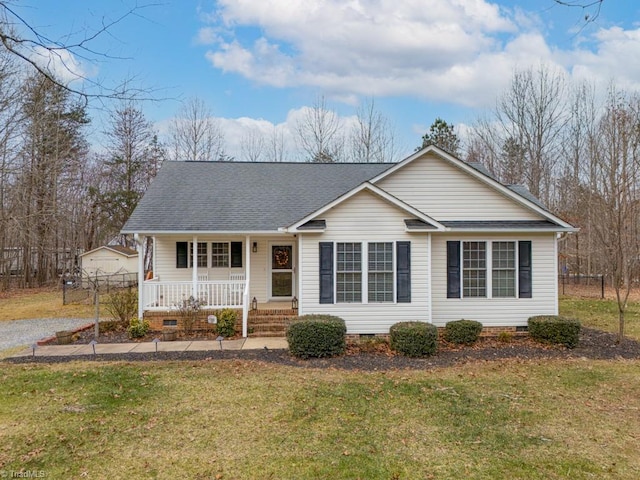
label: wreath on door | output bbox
[275,248,290,268]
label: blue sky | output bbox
[15,0,640,160]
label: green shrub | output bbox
[128,317,150,339]
[104,289,138,324]
[497,331,513,343]
[217,309,238,337]
[390,321,438,357]
[528,315,581,348]
[444,319,483,345]
[287,315,346,359]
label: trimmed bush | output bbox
[128,317,150,339]
[287,315,346,359]
[528,315,581,348]
[390,321,438,357]
[104,289,138,324]
[217,308,238,337]
[444,319,483,345]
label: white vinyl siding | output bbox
[377,152,542,220]
[299,189,430,334]
[432,233,558,327]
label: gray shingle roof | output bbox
[122,161,392,233]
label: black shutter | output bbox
[396,241,411,303]
[319,242,334,304]
[176,242,188,269]
[230,242,243,268]
[447,241,461,298]
[518,241,532,298]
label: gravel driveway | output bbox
[0,318,92,352]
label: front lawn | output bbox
[0,288,96,322]
[1,359,639,479]
[560,296,640,341]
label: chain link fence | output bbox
[62,272,138,305]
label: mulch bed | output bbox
[6,327,640,370]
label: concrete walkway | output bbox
[10,337,288,358]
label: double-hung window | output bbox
[368,242,393,302]
[211,242,229,268]
[336,243,362,303]
[462,241,486,297]
[492,242,516,297]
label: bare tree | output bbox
[0,1,156,102]
[168,97,226,162]
[295,95,343,163]
[266,125,288,163]
[590,88,640,343]
[348,98,397,163]
[240,128,265,162]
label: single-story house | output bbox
[121,145,576,337]
[80,245,138,278]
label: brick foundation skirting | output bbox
[346,326,527,343]
[143,309,243,332]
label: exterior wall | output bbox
[152,234,296,304]
[376,152,542,220]
[299,189,430,334]
[431,233,558,327]
[81,250,137,276]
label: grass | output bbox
[1,359,639,479]
[0,288,95,322]
[559,296,640,341]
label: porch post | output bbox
[136,234,145,320]
[243,235,250,337]
[192,235,198,298]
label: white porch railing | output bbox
[143,280,246,310]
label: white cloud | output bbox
[198,0,640,109]
[30,46,91,85]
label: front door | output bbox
[270,244,294,299]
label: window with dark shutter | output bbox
[396,241,411,303]
[319,242,334,304]
[447,241,461,298]
[518,241,532,298]
[176,242,188,269]
[230,242,243,268]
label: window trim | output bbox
[492,241,517,298]
[211,242,230,268]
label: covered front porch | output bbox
[135,233,299,337]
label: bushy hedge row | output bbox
[390,321,438,357]
[444,319,483,345]
[528,315,581,348]
[287,315,346,359]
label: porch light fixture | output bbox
[252,242,257,253]
[251,297,258,310]
[292,296,298,310]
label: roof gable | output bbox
[286,182,444,232]
[371,145,575,230]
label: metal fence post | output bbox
[601,274,605,299]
